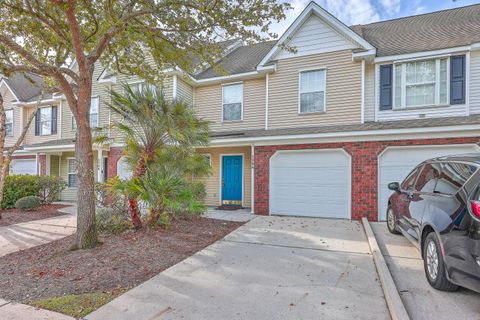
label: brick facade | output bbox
[106,147,124,179]
[39,154,46,175]
[254,137,479,221]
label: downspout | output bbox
[35,153,39,175]
[251,144,255,214]
[361,59,365,124]
[172,74,178,100]
[265,73,269,130]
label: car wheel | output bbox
[386,208,400,234]
[423,232,458,292]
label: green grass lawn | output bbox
[31,289,126,318]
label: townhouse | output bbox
[3,3,480,221]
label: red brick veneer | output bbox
[254,137,479,221]
[106,147,124,179]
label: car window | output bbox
[415,163,440,193]
[401,165,423,191]
[434,162,477,195]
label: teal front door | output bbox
[222,155,243,205]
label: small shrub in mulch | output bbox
[0,217,243,311]
[15,196,42,210]
[0,204,67,227]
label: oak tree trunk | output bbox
[73,75,98,249]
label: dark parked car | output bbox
[386,154,480,293]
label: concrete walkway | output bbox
[87,217,390,320]
[0,204,77,258]
[203,207,255,222]
[0,299,73,320]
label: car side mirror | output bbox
[388,182,400,192]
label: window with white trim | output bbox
[128,82,156,94]
[40,107,52,135]
[393,58,448,108]
[67,159,77,188]
[299,69,326,113]
[72,97,100,129]
[222,83,243,121]
[5,110,13,137]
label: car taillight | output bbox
[471,201,480,218]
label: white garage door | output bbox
[270,149,351,218]
[378,144,479,220]
[10,159,36,175]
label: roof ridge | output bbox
[355,3,480,27]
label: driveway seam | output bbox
[221,239,372,256]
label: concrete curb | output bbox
[362,218,410,320]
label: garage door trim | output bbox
[269,148,352,218]
[377,143,480,221]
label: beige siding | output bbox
[276,15,356,60]
[470,51,480,114]
[1,84,23,147]
[50,155,59,176]
[268,50,362,129]
[194,78,266,132]
[196,146,251,208]
[177,77,193,106]
[364,63,375,122]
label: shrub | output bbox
[38,176,67,203]
[15,196,42,210]
[2,175,41,208]
[96,207,131,234]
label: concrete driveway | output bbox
[88,216,390,320]
[371,222,480,320]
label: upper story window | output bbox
[394,58,448,108]
[128,81,156,94]
[299,69,326,113]
[222,83,243,121]
[35,106,57,136]
[72,97,100,129]
[380,55,466,111]
[5,110,13,137]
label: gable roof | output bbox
[2,72,45,102]
[258,1,375,67]
[195,41,277,80]
[351,4,480,57]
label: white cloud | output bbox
[380,0,401,15]
[269,0,381,37]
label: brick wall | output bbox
[106,147,124,179]
[39,154,46,175]
[254,137,479,221]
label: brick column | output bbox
[106,147,124,179]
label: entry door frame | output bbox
[219,153,244,206]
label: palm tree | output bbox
[108,84,209,229]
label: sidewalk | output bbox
[0,299,73,320]
[0,204,77,258]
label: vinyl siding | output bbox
[268,50,362,129]
[364,63,375,122]
[275,14,356,60]
[196,146,251,208]
[373,59,468,121]
[50,155,59,176]
[470,50,480,114]
[1,85,23,147]
[177,77,193,106]
[194,78,266,132]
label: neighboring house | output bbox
[8,3,480,221]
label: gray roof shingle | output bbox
[195,41,276,79]
[3,72,45,102]
[210,114,480,140]
[23,138,75,149]
[351,4,480,57]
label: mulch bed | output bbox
[0,204,68,227]
[0,217,243,303]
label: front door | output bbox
[222,155,242,205]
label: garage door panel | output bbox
[270,150,351,219]
[10,159,36,175]
[378,145,479,221]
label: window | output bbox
[201,154,211,166]
[415,163,441,193]
[67,159,77,188]
[401,165,422,191]
[222,83,243,121]
[128,82,156,94]
[299,69,326,113]
[435,162,477,195]
[72,97,99,129]
[5,110,13,137]
[40,107,52,135]
[393,58,448,108]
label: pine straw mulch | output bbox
[0,204,68,227]
[0,216,243,303]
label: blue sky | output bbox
[269,0,480,36]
